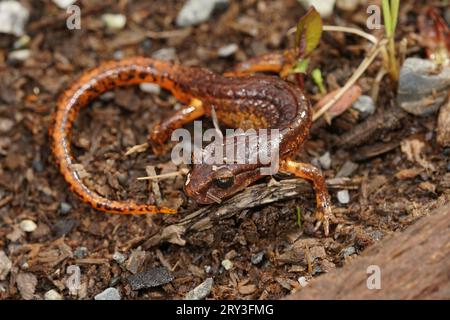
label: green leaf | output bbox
[295,6,323,58]
[312,68,327,94]
[290,58,310,74]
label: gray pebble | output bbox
[217,44,238,57]
[94,287,121,300]
[251,251,264,265]
[59,202,72,215]
[336,160,358,178]
[184,278,213,300]
[353,95,375,117]
[176,0,229,27]
[112,251,126,264]
[74,246,88,259]
[32,159,44,172]
[397,58,450,116]
[337,190,350,204]
[319,152,331,170]
[340,246,356,257]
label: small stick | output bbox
[287,25,379,45]
[124,143,148,156]
[137,168,189,181]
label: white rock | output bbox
[298,0,336,18]
[337,190,350,204]
[298,276,308,287]
[152,47,177,61]
[0,1,30,36]
[0,118,14,133]
[0,251,12,281]
[319,151,331,170]
[19,220,37,233]
[112,252,126,264]
[184,278,213,300]
[101,14,127,31]
[94,287,121,300]
[221,259,233,270]
[336,0,359,11]
[218,44,238,57]
[52,0,77,9]
[139,83,161,95]
[8,49,31,62]
[176,0,229,27]
[44,289,63,300]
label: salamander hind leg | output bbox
[148,98,205,155]
[280,159,333,236]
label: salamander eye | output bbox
[213,176,234,189]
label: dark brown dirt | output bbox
[0,0,448,300]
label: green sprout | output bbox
[311,68,327,94]
[296,207,302,228]
[382,0,400,81]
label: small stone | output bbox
[298,0,336,18]
[126,248,146,274]
[340,246,356,257]
[251,251,264,265]
[112,252,126,264]
[59,202,72,214]
[94,287,121,300]
[184,278,213,300]
[53,219,77,237]
[217,44,238,57]
[368,230,384,241]
[32,159,44,172]
[298,276,308,287]
[176,0,229,27]
[52,0,77,9]
[151,48,177,61]
[139,83,161,95]
[0,118,14,133]
[319,152,331,170]
[127,267,173,290]
[44,289,63,300]
[0,251,12,281]
[353,95,375,117]
[16,272,37,300]
[8,49,31,62]
[221,259,233,270]
[0,1,29,36]
[19,219,37,233]
[336,160,358,178]
[337,190,350,204]
[74,247,88,259]
[101,14,127,31]
[397,58,450,116]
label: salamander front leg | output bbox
[148,98,205,155]
[280,159,333,236]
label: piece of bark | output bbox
[437,95,450,147]
[143,178,356,249]
[286,203,450,300]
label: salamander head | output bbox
[184,133,268,204]
[184,162,263,204]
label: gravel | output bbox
[251,251,265,265]
[217,44,239,57]
[0,118,14,133]
[319,152,331,170]
[176,0,229,27]
[184,278,213,300]
[59,202,72,214]
[298,0,336,18]
[101,14,127,31]
[94,287,121,300]
[44,289,63,300]
[112,252,126,264]
[221,259,233,270]
[74,247,88,259]
[353,95,376,117]
[8,49,31,63]
[52,0,77,9]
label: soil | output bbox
[0,0,448,300]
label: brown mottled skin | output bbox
[52,56,332,234]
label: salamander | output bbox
[51,56,332,234]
